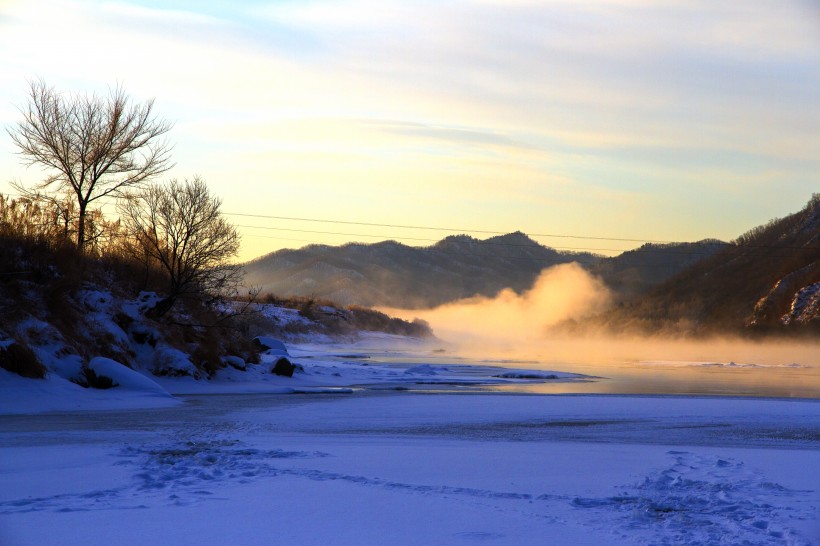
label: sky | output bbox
[0,0,818,262]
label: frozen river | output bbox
[1,390,818,545]
[1,338,818,544]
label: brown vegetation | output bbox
[0,193,257,378]
[7,79,172,251]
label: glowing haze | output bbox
[386,263,820,371]
[386,263,612,348]
[0,0,818,261]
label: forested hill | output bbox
[586,195,820,334]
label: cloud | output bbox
[99,2,229,28]
[363,120,541,153]
[1,0,817,262]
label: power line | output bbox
[240,231,815,271]
[4,191,817,255]
[237,224,638,253]
[224,211,677,244]
[237,223,819,258]
[229,213,818,253]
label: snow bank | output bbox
[254,336,289,355]
[87,358,172,397]
[152,347,200,378]
[0,369,179,415]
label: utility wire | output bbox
[4,192,816,255]
[228,211,818,252]
[237,224,633,253]
[224,211,676,244]
[240,232,813,271]
[237,224,815,257]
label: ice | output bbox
[403,364,441,375]
[0,393,817,545]
[0,334,818,544]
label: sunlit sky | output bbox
[1,0,818,262]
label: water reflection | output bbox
[370,352,819,398]
[493,362,820,398]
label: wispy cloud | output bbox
[0,0,817,261]
[364,120,542,154]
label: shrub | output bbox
[73,366,118,389]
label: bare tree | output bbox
[119,177,242,317]
[7,79,173,251]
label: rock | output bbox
[254,336,289,356]
[271,357,295,377]
[223,355,247,371]
[0,340,47,379]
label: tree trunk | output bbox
[77,201,87,252]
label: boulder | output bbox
[271,357,295,377]
[223,355,247,371]
[254,336,289,356]
[0,340,46,379]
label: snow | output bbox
[87,357,172,396]
[152,346,200,378]
[0,392,817,545]
[0,333,818,544]
[783,281,820,324]
[254,336,290,355]
[0,368,179,415]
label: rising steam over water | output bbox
[384,263,820,397]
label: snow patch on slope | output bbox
[782,282,820,325]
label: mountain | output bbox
[244,196,820,333]
[243,232,600,308]
[242,231,724,309]
[589,195,820,334]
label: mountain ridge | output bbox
[242,230,720,309]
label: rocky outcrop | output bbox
[781,282,820,325]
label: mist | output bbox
[384,262,609,347]
[385,263,820,369]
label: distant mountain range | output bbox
[243,196,820,334]
[243,232,593,308]
[243,232,723,309]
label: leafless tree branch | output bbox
[119,177,242,318]
[7,79,173,251]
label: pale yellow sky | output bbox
[1,0,818,261]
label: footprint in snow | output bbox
[571,451,816,546]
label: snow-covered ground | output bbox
[1,335,818,545]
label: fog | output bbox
[384,263,820,369]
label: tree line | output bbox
[4,79,241,317]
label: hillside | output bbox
[587,195,820,334]
[0,231,430,394]
[243,232,600,308]
[590,240,727,300]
